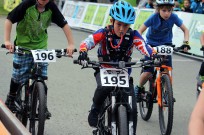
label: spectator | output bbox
[190,0,198,10]
[174,1,182,11]
[145,0,154,8]
[90,0,97,2]
[181,0,193,12]
[192,0,204,14]
[109,0,118,3]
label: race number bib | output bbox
[100,68,129,87]
[154,45,173,55]
[31,50,56,62]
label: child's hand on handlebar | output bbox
[78,51,88,67]
[66,44,75,58]
[180,41,191,52]
[4,41,14,53]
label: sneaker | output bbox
[45,108,52,119]
[134,86,145,102]
[5,94,17,112]
[88,104,100,127]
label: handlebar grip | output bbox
[1,44,5,48]
[73,60,79,64]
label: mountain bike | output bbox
[2,44,76,135]
[74,59,153,135]
[138,45,179,135]
[196,47,204,98]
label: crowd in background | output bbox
[74,0,204,14]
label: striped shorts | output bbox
[12,53,48,84]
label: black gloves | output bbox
[180,44,191,50]
[78,51,88,67]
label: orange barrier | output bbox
[0,99,31,135]
[0,121,10,135]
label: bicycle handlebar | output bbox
[1,44,77,57]
[73,58,162,69]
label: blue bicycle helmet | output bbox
[156,0,175,6]
[109,1,136,24]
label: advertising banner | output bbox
[62,1,87,27]
[4,0,21,12]
[93,5,109,28]
[61,1,204,58]
[133,9,154,35]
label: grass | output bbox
[0,1,9,16]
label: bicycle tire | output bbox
[159,74,174,135]
[118,105,128,135]
[29,81,46,135]
[139,78,154,121]
[16,83,29,127]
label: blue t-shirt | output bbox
[144,13,183,46]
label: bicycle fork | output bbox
[156,66,172,107]
[111,95,134,135]
[128,95,133,135]
[111,95,116,135]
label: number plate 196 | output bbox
[31,50,56,62]
[100,68,129,87]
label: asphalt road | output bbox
[0,16,201,135]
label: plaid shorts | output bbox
[12,53,48,84]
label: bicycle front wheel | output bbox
[139,78,154,121]
[118,105,128,135]
[29,82,46,135]
[159,74,174,135]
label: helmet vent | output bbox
[122,8,125,18]
[127,9,131,17]
[116,7,120,14]
[116,15,121,19]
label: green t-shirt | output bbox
[16,5,51,50]
[7,0,67,50]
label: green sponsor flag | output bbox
[4,0,21,12]
[83,4,97,24]
[133,10,153,32]
[93,6,108,26]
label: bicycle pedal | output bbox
[92,128,98,135]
